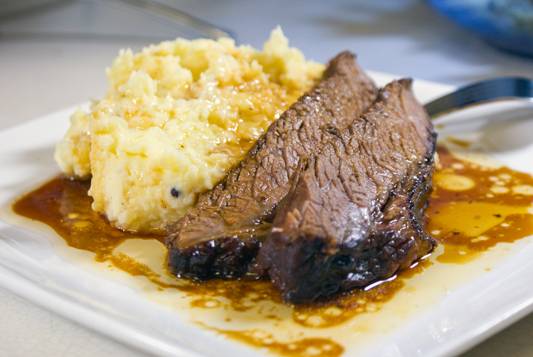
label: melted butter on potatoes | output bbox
[55,28,323,233]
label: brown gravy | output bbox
[429,148,533,263]
[200,324,345,357]
[11,146,533,356]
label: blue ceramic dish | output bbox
[429,0,533,58]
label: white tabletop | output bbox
[1,0,532,356]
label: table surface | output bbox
[1,0,532,356]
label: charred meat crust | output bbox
[257,80,437,303]
[166,52,378,280]
[167,236,261,280]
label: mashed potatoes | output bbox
[55,28,323,233]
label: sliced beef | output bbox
[166,52,378,280]
[257,79,437,303]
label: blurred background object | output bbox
[0,0,58,17]
[0,0,231,41]
[430,0,533,57]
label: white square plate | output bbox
[0,73,532,357]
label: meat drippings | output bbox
[428,148,533,263]
[11,146,533,356]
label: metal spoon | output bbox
[424,77,533,119]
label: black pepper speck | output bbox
[171,187,181,198]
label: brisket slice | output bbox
[166,52,378,280]
[257,79,437,303]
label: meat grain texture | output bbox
[257,79,437,303]
[166,52,378,280]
